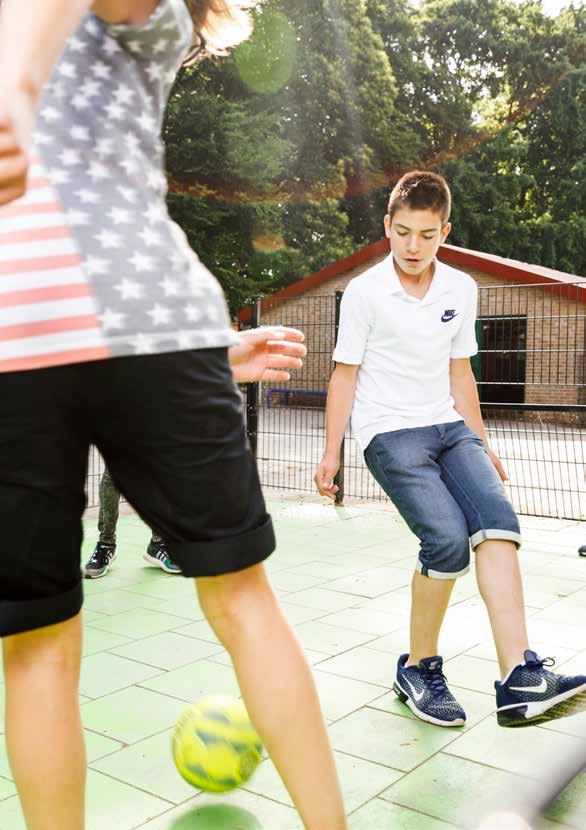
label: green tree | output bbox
[441,66,586,276]
[164,0,586,312]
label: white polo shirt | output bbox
[333,254,478,450]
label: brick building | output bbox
[239,240,586,408]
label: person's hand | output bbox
[228,326,306,384]
[487,447,508,482]
[0,91,33,207]
[314,452,340,500]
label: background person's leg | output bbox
[97,467,120,545]
[84,467,120,577]
[196,564,348,830]
[3,614,86,830]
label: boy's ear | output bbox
[441,222,452,243]
[384,213,391,239]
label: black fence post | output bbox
[245,298,261,459]
[334,291,345,505]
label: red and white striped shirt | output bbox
[0,158,109,372]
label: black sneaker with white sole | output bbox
[83,542,117,579]
[143,539,182,574]
[394,654,466,727]
[496,649,586,726]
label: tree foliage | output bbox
[163,0,586,313]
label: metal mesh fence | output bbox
[85,281,586,520]
[481,405,586,521]
[245,282,586,520]
[86,446,104,510]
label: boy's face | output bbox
[384,207,451,278]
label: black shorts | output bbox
[0,349,275,637]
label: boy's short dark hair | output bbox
[388,171,451,224]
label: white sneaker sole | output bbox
[83,549,117,579]
[143,551,181,574]
[497,682,586,724]
[394,680,466,728]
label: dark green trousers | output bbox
[98,468,162,546]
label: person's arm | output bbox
[314,363,359,499]
[450,357,508,481]
[228,327,306,384]
[0,0,92,204]
[0,0,157,205]
[0,1,95,103]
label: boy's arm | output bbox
[314,363,359,499]
[228,327,306,383]
[450,357,508,481]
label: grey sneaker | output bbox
[84,542,117,579]
[143,540,181,574]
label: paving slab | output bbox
[2,501,584,829]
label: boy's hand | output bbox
[0,92,33,206]
[228,326,306,384]
[488,447,508,482]
[314,453,340,500]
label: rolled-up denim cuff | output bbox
[470,529,522,550]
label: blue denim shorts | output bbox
[364,421,521,579]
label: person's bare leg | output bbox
[406,571,455,666]
[475,539,529,678]
[3,613,86,830]
[196,564,347,830]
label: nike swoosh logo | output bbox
[403,676,425,702]
[441,312,458,322]
[508,677,548,694]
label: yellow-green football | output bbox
[172,695,263,793]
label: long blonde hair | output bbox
[184,0,254,59]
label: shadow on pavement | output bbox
[168,804,262,830]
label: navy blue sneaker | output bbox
[496,650,586,727]
[394,654,466,727]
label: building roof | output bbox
[238,239,586,324]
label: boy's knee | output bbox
[470,525,521,552]
[419,533,470,579]
[3,614,83,670]
[196,564,275,642]
[471,495,521,550]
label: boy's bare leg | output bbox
[475,539,529,678]
[2,613,86,830]
[406,571,455,666]
[196,564,348,830]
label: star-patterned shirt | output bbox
[0,0,237,373]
